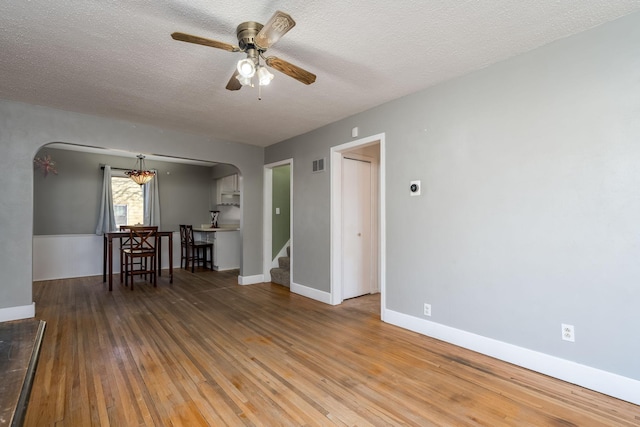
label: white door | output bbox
[342,157,372,299]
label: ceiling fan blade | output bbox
[226,70,242,91]
[265,56,316,85]
[171,32,240,52]
[255,11,296,49]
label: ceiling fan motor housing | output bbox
[236,21,264,51]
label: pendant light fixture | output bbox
[126,154,155,185]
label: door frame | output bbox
[330,133,386,319]
[263,158,293,283]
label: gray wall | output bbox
[0,99,264,310]
[266,12,640,380]
[33,147,215,234]
[266,133,333,293]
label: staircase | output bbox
[270,246,290,287]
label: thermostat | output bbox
[410,180,421,196]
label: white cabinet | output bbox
[213,230,240,271]
[194,228,241,271]
[219,174,238,193]
[217,174,240,206]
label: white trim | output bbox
[0,303,35,322]
[291,281,332,305]
[263,166,274,282]
[384,308,640,406]
[330,133,386,318]
[238,274,264,285]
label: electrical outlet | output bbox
[561,324,575,342]
[424,303,431,317]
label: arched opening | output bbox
[32,142,243,282]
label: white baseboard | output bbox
[238,274,264,285]
[384,308,640,406]
[0,302,35,322]
[291,282,332,304]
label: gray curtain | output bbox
[144,170,161,227]
[95,165,116,235]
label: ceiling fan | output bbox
[171,10,316,91]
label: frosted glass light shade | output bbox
[237,58,256,78]
[257,66,274,86]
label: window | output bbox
[113,204,128,226]
[111,176,144,227]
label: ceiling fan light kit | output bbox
[256,66,274,86]
[237,58,256,78]
[171,10,316,99]
[236,74,253,87]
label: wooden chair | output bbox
[179,224,213,272]
[122,226,158,290]
[179,224,189,269]
[119,225,141,282]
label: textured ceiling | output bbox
[1,1,639,147]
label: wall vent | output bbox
[312,158,325,173]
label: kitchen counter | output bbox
[192,227,240,270]
[193,227,239,232]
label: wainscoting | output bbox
[32,233,180,281]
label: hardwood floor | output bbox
[26,270,639,426]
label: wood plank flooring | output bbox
[25,270,640,426]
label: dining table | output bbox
[102,230,174,291]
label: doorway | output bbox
[330,133,385,318]
[263,159,293,284]
[342,156,373,299]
